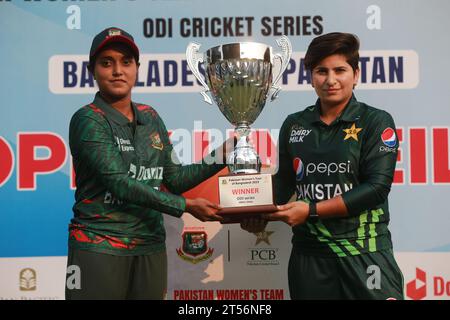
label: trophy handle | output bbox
[186,42,213,105]
[270,35,292,101]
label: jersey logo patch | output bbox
[108,29,122,37]
[381,128,397,147]
[150,132,163,150]
[343,123,363,141]
[293,157,304,181]
[289,126,312,144]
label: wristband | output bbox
[308,202,319,221]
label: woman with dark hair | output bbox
[66,27,229,299]
[242,32,404,300]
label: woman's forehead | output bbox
[316,54,350,67]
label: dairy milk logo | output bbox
[381,128,397,147]
[289,127,312,144]
[293,157,304,181]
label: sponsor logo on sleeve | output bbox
[293,157,304,181]
[380,127,398,153]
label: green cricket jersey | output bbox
[274,95,399,257]
[69,93,225,256]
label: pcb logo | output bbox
[19,268,37,291]
[176,230,213,264]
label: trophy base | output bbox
[217,173,276,224]
[218,204,277,224]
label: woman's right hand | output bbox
[185,198,223,222]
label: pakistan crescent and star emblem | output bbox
[343,123,362,141]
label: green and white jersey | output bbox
[69,93,225,256]
[274,95,399,257]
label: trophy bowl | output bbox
[206,42,272,128]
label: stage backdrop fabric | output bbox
[0,0,449,300]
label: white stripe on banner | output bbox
[48,50,419,94]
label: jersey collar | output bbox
[306,94,362,124]
[92,92,148,126]
[339,94,362,122]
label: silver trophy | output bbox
[187,36,292,174]
[186,37,292,222]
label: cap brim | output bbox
[91,35,139,60]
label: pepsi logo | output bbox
[381,128,397,147]
[293,157,304,181]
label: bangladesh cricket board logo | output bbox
[150,132,164,150]
[176,230,213,264]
